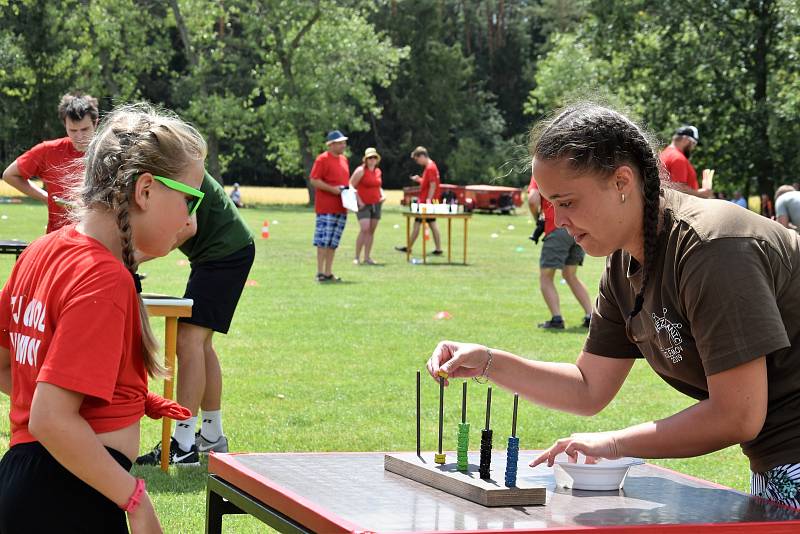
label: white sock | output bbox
[201,410,224,442]
[173,416,197,451]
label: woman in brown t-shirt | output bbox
[426,103,800,507]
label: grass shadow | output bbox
[133,463,208,495]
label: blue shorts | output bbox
[313,213,347,249]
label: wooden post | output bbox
[447,217,452,263]
[463,217,469,265]
[161,317,179,472]
[405,214,411,263]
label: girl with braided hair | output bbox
[426,102,800,506]
[0,103,206,532]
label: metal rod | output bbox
[438,375,445,455]
[485,387,492,430]
[511,393,519,437]
[461,381,467,424]
[416,370,421,456]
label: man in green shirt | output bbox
[137,172,254,466]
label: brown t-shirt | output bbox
[585,188,800,472]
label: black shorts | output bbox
[181,241,255,334]
[414,217,437,223]
[0,441,131,533]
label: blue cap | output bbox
[326,130,348,144]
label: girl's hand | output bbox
[531,431,621,467]
[128,491,163,534]
[426,341,490,385]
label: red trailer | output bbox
[401,184,523,214]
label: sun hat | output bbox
[326,130,348,144]
[362,147,381,163]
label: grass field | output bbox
[0,194,750,532]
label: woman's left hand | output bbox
[531,431,621,467]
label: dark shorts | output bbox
[313,213,347,248]
[414,217,437,223]
[0,441,131,533]
[356,202,382,220]
[540,227,585,269]
[181,241,255,334]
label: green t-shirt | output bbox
[179,172,253,264]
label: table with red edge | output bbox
[143,295,193,472]
[205,450,800,533]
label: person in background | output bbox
[2,93,99,233]
[659,125,712,198]
[731,191,748,209]
[761,193,775,219]
[229,182,243,208]
[136,171,254,466]
[395,146,443,257]
[775,185,799,231]
[350,147,385,265]
[528,175,593,329]
[309,130,350,282]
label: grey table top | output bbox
[210,451,800,532]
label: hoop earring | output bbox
[621,193,626,203]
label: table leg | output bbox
[161,316,178,472]
[405,216,411,263]
[447,218,452,263]
[206,486,226,534]
[463,218,469,265]
[422,219,427,264]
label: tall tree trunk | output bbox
[751,0,774,196]
[207,132,222,183]
[298,129,315,206]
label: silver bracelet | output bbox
[472,348,493,384]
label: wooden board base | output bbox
[384,452,546,507]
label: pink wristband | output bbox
[121,478,146,513]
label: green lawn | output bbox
[0,199,749,532]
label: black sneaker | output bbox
[431,250,443,256]
[325,274,342,282]
[538,319,565,330]
[315,273,328,282]
[135,437,199,467]
[582,316,591,328]
[394,246,408,253]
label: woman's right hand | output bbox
[426,341,491,385]
[128,491,163,534]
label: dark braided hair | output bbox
[530,103,663,319]
[76,104,207,377]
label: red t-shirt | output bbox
[528,176,556,235]
[0,225,147,447]
[659,145,698,190]
[310,151,350,214]
[418,160,441,202]
[355,166,382,205]
[15,137,84,233]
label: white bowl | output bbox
[553,454,644,491]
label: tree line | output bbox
[1,0,798,197]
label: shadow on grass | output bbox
[133,463,208,495]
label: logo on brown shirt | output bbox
[652,308,684,364]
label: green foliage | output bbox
[526,0,800,196]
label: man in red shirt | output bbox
[309,130,351,282]
[2,93,99,233]
[528,174,593,329]
[395,146,443,256]
[659,125,712,198]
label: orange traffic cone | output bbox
[261,220,270,239]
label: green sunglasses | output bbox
[140,174,205,215]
